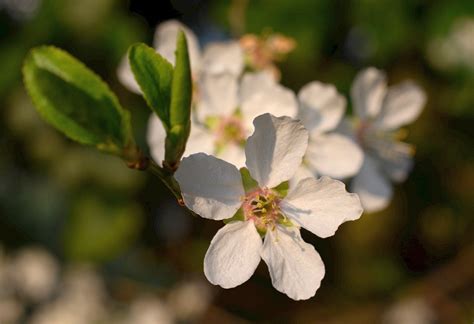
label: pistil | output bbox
[242,188,286,233]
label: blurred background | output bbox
[0,0,473,323]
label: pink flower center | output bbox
[355,120,371,146]
[215,116,246,146]
[242,188,285,232]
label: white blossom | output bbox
[167,279,212,321]
[117,20,243,93]
[175,113,363,300]
[148,71,297,167]
[120,295,173,324]
[0,297,24,324]
[427,17,474,71]
[344,67,426,212]
[30,265,108,324]
[9,246,59,303]
[294,81,363,182]
[383,298,436,324]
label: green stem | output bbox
[147,159,183,203]
[124,148,196,215]
[148,160,199,218]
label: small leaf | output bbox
[240,167,258,192]
[223,208,245,224]
[169,31,192,128]
[129,43,174,129]
[23,46,133,155]
[165,31,192,166]
[273,181,289,197]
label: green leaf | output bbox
[23,46,133,155]
[169,31,192,127]
[165,31,192,166]
[223,208,245,224]
[273,181,289,197]
[240,167,258,192]
[128,43,174,129]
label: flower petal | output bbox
[281,176,363,238]
[351,67,386,120]
[201,41,244,76]
[241,84,298,131]
[306,133,363,179]
[351,156,393,213]
[147,115,166,167]
[375,81,426,130]
[240,71,275,101]
[196,73,239,121]
[375,139,414,183]
[261,226,325,300]
[153,20,201,73]
[117,56,142,94]
[183,122,216,157]
[290,165,317,188]
[217,143,246,168]
[298,81,346,134]
[245,114,308,188]
[204,221,262,288]
[175,153,244,220]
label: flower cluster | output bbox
[118,20,426,300]
[0,246,212,324]
[175,114,363,300]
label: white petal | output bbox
[153,20,201,73]
[261,226,325,300]
[240,71,275,101]
[298,81,346,133]
[217,143,246,168]
[382,153,413,183]
[375,139,414,183]
[351,67,387,120]
[117,56,142,94]
[241,83,298,131]
[196,73,239,121]
[245,114,308,188]
[334,117,357,141]
[175,153,244,220]
[201,41,244,76]
[204,221,262,288]
[147,115,166,167]
[306,133,363,179]
[375,81,426,130]
[281,176,363,238]
[183,122,216,157]
[351,156,393,213]
[289,165,317,188]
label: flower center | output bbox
[355,119,415,160]
[355,120,371,146]
[242,188,287,232]
[215,116,246,147]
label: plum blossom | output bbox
[174,113,363,300]
[240,32,296,80]
[9,246,59,303]
[344,67,426,212]
[294,81,363,183]
[149,71,297,167]
[427,17,474,72]
[117,20,244,93]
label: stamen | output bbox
[241,187,292,234]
